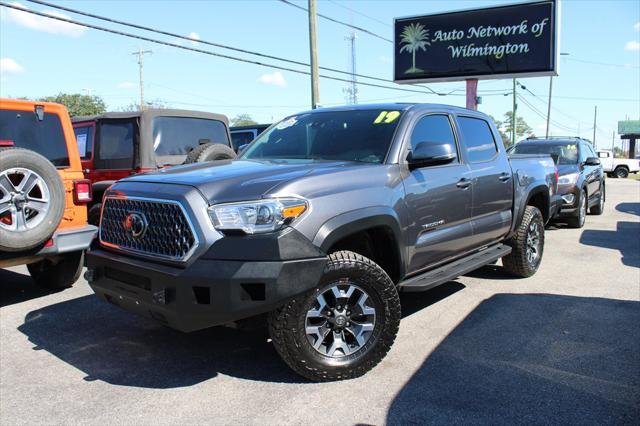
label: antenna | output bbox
[342,31,358,104]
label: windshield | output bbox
[240,109,403,163]
[152,116,229,156]
[0,109,69,167]
[511,142,579,165]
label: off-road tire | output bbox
[502,205,545,278]
[0,148,65,252]
[27,250,84,289]
[268,250,401,382]
[88,203,102,227]
[589,184,605,215]
[567,189,587,228]
[184,143,236,164]
[614,166,629,179]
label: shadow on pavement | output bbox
[387,293,640,424]
[616,202,640,216]
[0,268,62,308]
[18,295,304,388]
[580,221,640,268]
[400,281,465,318]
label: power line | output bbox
[326,0,392,28]
[1,2,453,98]
[24,0,453,96]
[565,57,640,70]
[278,0,393,43]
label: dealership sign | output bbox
[618,120,640,134]
[394,0,559,83]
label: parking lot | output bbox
[1,178,638,425]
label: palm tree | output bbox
[399,23,430,74]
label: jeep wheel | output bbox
[268,251,400,381]
[502,205,545,278]
[27,251,84,289]
[184,143,236,164]
[0,148,65,252]
[614,166,629,179]
[567,189,587,228]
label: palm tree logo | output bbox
[399,23,430,74]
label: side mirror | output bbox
[584,156,600,166]
[408,142,456,168]
[550,153,560,165]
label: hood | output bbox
[556,164,579,176]
[120,159,370,203]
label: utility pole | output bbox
[308,0,320,109]
[343,31,358,105]
[611,131,615,154]
[545,76,553,138]
[511,78,517,145]
[132,48,152,111]
[592,105,597,147]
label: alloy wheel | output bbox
[305,282,376,358]
[579,192,586,226]
[526,221,541,265]
[0,168,51,232]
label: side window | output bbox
[598,151,609,158]
[578,143,589,163]
[457,117,498,163]
[410,114,458,163]
[585,143,597,158]
[230,131,256,150]
[73,125,94,160]
[99,121,134,160]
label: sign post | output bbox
[465,79,478,110]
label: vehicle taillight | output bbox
[73,180,92,204]
[0,140,15,147]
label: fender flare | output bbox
[312,206,406,277]
[512,184,550,233]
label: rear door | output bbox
[455,115,513,248]
[582,142,602,204]
[402,113,474,273]
[93,119,136,183]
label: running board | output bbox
[398,244,512,292]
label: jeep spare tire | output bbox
[0,148,65,252]
[184,143,237,164]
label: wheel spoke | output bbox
[306,324,330,349]
[14,208,27,230]
[357,292,375,316]
[327,331,350,357]
[0,200,11,215]
[18,172,37,193]
[306,294,328,319]
[0,174,15,194]
[345,321,374,346]
[26,198,48,213]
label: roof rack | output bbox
[525,136,591,142]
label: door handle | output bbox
[456,178,472,189]
[498,173,511,182]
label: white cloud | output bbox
[624,40,640,51]
[0,57,24,74]
[188,32,200,45]
[258,71,287,87]
[634,22,640,31]
[1,2,85,37]
[117,81,135,89]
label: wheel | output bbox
[27,250,84,289]
[606,172,614,178]
[502,205,545,278]
[268,251,401,381]
[0,148,65,252]
[567,189,587,228]
[614,167,629,179]
[184,143,237,164]
[88,203,102,226]
[589,184,605,215]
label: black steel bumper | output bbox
[86,230,327,332]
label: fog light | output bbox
[562,194,575,204]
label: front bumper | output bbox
[554,185,580,218]
[86,231,327,332]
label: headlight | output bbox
[208,198,307,234]
[558,172,579,185]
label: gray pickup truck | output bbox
[86,104,559,381]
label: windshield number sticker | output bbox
[373,111,400,124]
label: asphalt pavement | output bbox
[1,179,639,425]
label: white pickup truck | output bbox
[596,150,640,178]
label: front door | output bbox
[402,114,474,274]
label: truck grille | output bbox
[100,197,197,261]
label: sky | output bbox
[1,0,639,151]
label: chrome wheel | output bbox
[579,192,586,226]
[525,221,541,265]
[305,282,376,358]
[0,168,51,232]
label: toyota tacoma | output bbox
[86,104,559,381]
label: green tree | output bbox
[489,115,510,148]
[231,114,258,126]
[399,23,430,74]
[39,93,106,117]
[503,111,534,145]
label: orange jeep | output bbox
[0,98,97,289]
